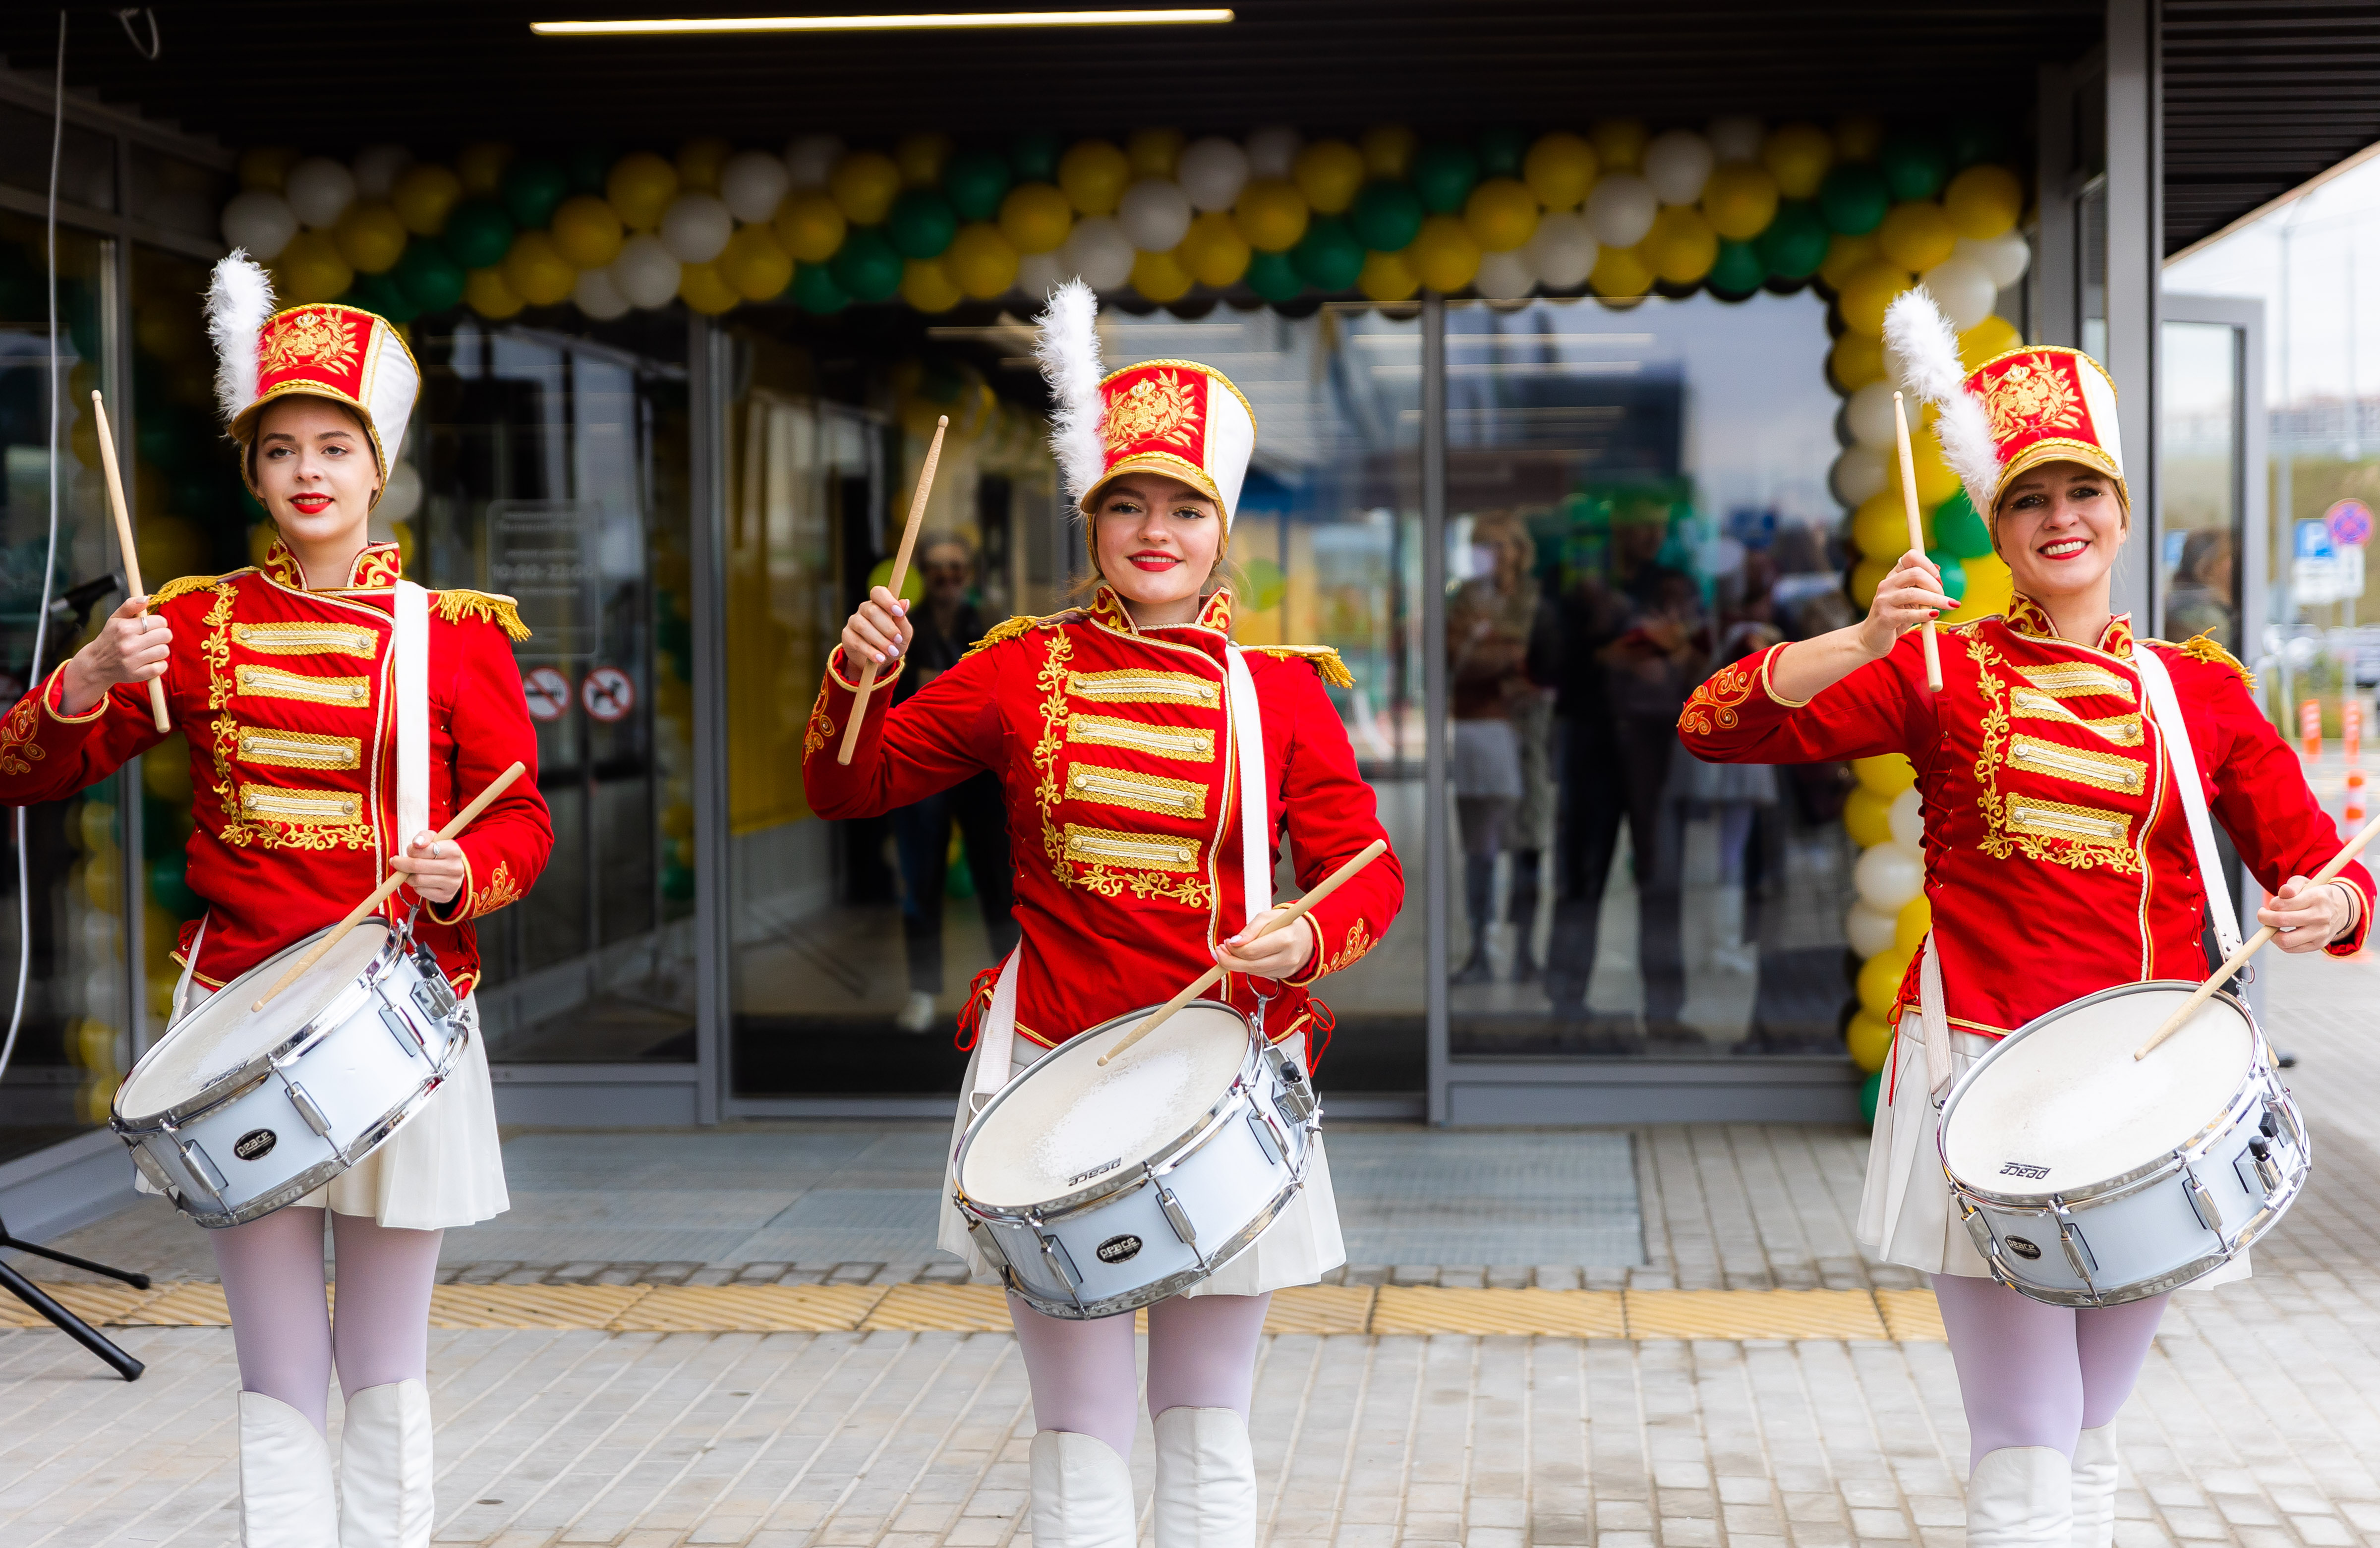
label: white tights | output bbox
[1007,1291,1272,1459]
[211,1205,444,1434]
[1932,1273,2167,1471]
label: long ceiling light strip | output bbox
[532,9,1233,34]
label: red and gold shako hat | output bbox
[1962,344,2125,513]
[207,252,418,505]
[1086,358,1258,525]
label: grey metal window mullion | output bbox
[688,316,731,1125]
[1421,292,1450,1126]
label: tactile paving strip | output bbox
[609,1283,888,1333]
[1875,1287,1950,1341]
[860,1282,1015,1331]
[1373,1286,1626,1337]
[428,1283,652,1330]
[1624,1289,1890,1341]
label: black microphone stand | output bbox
[0,1211,146,1379]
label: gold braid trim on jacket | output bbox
[433,589,531,641]
[963,610,1082,658]
[2143,631,2256,694]
[151,570,250,606]
[1241,644,1354,689]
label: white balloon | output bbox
[220,189,298,260]
[784,135,845,191]
[1527,211,1596,290]
[1244,126,1302,180]
[373,460,424,527]
[1707,115,1765,165]
[1830,444,1890,507]
[1117,177,1193,252]
[1846,380,1902,449]
[1888,787,1925,850]
[1854,840,1926,913]
[1016,248,1070,300]
[1958,230,2031,288]
[1176,136,1249,212]
[1844,902,1899,960]
[659,192,733,263]
[351,144,413,200]
[720,150,792,225]
[1060,215,1135,291]
[574,266,633,321]
[610,233,683,309]
[1473,247,1536,301]
[1920,255,1997,331]
[284,156,356,229]
[1642,130,1714,205]
[1583,173,1657,249]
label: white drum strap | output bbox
[1916,935,1956,1101]
[1225,646,1273,929]
[168,912,208,1030]
[395,580,431,871]
[2134,646,2244,958]
[967,950,1022,1114]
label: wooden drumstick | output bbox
[837,415,949,765]
[1099,839,1389,1067]
[2136,809,2380,1059]
[88,392,172,733]
[1893,392,1944,694]
[250,761,527,1011]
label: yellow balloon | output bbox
[1357,247,1419,304]
[998,182,1074,255]
[1854,752,1917,797]
[1176,210,1250,287]
[721,223,794,301]
[239,146,297,192]
[1644,205,1718,286]
[1462,177,1539,253]
[1131,246,1195,303]
[1835,116,1885,163]
[1233,178,1310,253]
[1876,200,1957,272]
[608,152,680,232]
[774,190,848,262]
[502,230,577,307]
[1959,314,2022,369]
[1409,213,1481,293]
[677,258,740,315]
[457,142,513,197]
[945,221,1021,298]
[1857,946,1913,1020]
[1589,118,1648,173]
[1853,492,1914,561]
[1944,165,2023,240]
[1893,894,1933,958]
[1945,551,2014,623]
[1851,556,1889,609]
[1126,127,1184,180]
[333,201,408,275]
[1589,242,1652,301]
[1361,124,1417,179]
[1058,139,1130,216]
[1701,162,1780,242]
[1522,131,1597,211]
[1910,433,1960,507]
[895,131,954,188]
[464,265,524,320]
[276,230,352,304]
[898,256,963,313]
[1830,330,1886,392]
[1761,122,1834,199]
[1293,139,1366,216]
[677,136,732,194]
[1818,231,1878,290]
[391,164,462,236]
[552,194,626,268]
[1837,259,1914,337]
[1844,786,1894,848]
[830,150,902,225]
[1846,1010,1894,1074]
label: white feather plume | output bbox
[1034,279,1104,507]
[1883,287,2000,516]
[206,250,276,427]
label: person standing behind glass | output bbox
[2164,527,2236,651]
[888,534,1019,1032]
[1448,512,1556,984]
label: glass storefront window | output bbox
[2159,319,2243,652]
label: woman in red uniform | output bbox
[1678,297,2369,1548]
[806,282,1401,1548]
[0,254,551,1548]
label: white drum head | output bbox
[116,922,393,1122]
[960,1003,1250,1210]
[1942,984,2257,1199]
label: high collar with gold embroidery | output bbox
[1084,582,1235,639]
[2003,592,2134,659]
[261,536,405,592]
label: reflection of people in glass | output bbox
[1448,512,1555,983]
[888,534,1019,1032]
[2164,527,2235,650]
[1683,619,1782,972]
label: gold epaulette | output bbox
[963,611,1078,657]
[149,570,248,606]
[433,589,531,641]
[2145,631,2256,694]
[1242,644,1354,689]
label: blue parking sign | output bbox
[2298,519,2335,561]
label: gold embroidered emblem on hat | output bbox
[260,309,360,377]
[1103,370,1203,454]
[1983,360,2085,439]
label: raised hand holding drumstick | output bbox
[836,416,948,764]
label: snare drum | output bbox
[1937,980,2309,1306]
[953,999,1321,1319]
[112,919,469,1228]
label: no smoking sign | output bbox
[522,666,571,723]
[581,665,636,723]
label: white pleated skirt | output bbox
[936,1030,1346,1299]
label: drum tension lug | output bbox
[284,1079,334,1138]
[1146,1162,1203,1258]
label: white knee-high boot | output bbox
[1969,1446,2073,1548]
[2070,1425,2120,1548]
[1154,1406,1257,1548]
[338,1379,436,1548]
[1029,1429,1138,1548]
[236,1392,338,1548]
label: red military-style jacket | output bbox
[804,584,1403,1056]
[1678,596,2373,1038]
[0,539,553,996]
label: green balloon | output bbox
[395,239,467,313]
[1756,200,1830,281]
[1349,179,1424,253]
[1859,1069,1882,1127]
[829,228,903,303]
[1925,549,1969,603]
[1879,129,1950,202]
[790,262,848,314]
[1010,132,1062,184]
[1245,248,1303,303]
[1707,238,1764,298]
[1291,214,1364,292]
[1410,141,1479,215]
[1818,163,1890,236]
[442,198,514,270]
[148,854,200,917]
[661,862,695,903]
[565,145,614,195]
[1948,117,2010,170]
[501,156,570,231]
[1474,126,1528,180]
[349,270,417,324]
[886,189,958,259]
[943,146,1011,222]
[1932,489,1994,558]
